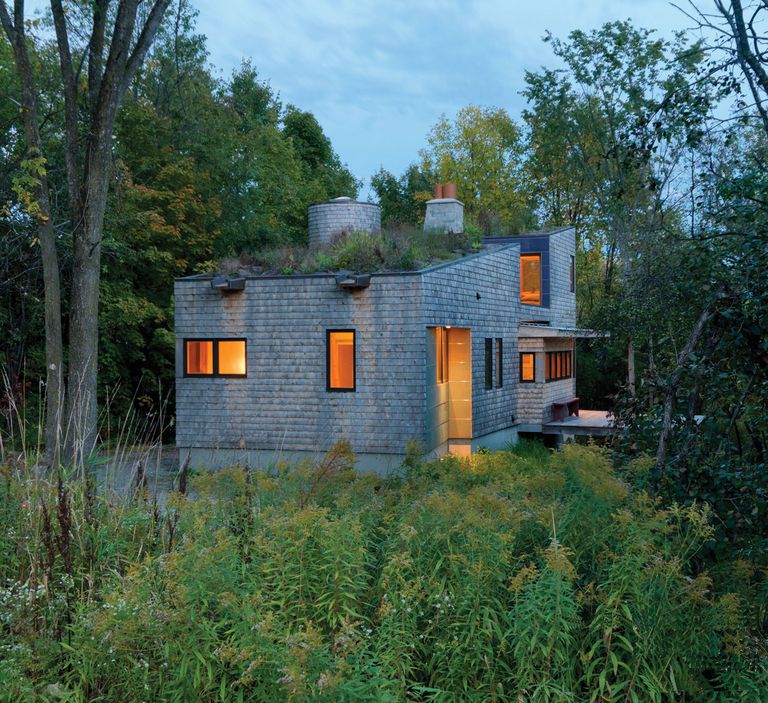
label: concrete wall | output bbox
[308,200,381,247]
[175,273,425,467]
[424,198,464,234]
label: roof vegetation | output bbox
[223,226,483,276]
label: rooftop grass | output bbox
[223,226,483,276]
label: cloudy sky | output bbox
[192,0,695,195]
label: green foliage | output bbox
[1,445,766,700]
[370,164,435,228]
[245,226,474,275]
[420,106,535,234]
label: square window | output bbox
[218,340,246,376]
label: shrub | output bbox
[0,445,766,701]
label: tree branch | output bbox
[122,0,173,94]
[654,306,715,482]
[50,0,82,221]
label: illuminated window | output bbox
[496,338,503,388]
[184,339,246,377]
[435,327,448,384]
[545,350,573,382]
[520,253,541,305]
[327,330,355,391]
[218,340,246,375]
[520,352,535,382]
[569,255,575,293]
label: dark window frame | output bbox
[326,329,356,392]
[570,255,575,293]
[183,338,247,378]
[435,327,448,384]
[484,338,493,390]
[545,350,573,382]
[496,338,503,388]
[520,252,542,306]
[520,352,535,383]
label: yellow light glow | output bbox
[218,340,246,375]
[521,352,535,381]
[520,254,541,305]
[329,332,354,389]
[186,340,214,375]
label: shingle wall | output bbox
[514,228,576,327]
[308,201,381,246]
[175,274,425,456]
[422,245,519,443]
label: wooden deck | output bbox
[543,409,614,437]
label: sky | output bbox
[28,0,697,197]
[192,0,694,198]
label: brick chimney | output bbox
[424,182,463,234]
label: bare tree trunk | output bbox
[65,147,112,464]
[4,0,172,470]
[654,307,714,482]
[0,0,64,466]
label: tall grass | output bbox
[0,443,766,701]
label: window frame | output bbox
[484,338,493,390]
[520,253,542,306]
[496,338,503,388]
[326,329,356,392]
[545,350,573,382]
[519,352,536,383]
[183,338,247,378]
[570,255,575,293]
[435,327,448,384]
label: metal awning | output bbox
[519,324,607,339]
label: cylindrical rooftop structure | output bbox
[308,197,381,247]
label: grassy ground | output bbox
[1,441,766,701]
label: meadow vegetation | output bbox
[228,225,480,276]
[1,442,766,701]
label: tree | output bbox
[370,164,434,228]
[0,0,172,465]
[523,22,710,398]
[420,106,533,233]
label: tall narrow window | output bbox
[496,338,503,388]
[520,254,541,305]
[545,350,573,382]
[435,327,448,384]
[184,339,246,377]
[327,330,355,391]
[569,255,575,293]
[520,352,535,382]
[485,338,493,390]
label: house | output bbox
[174,190,605,472]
